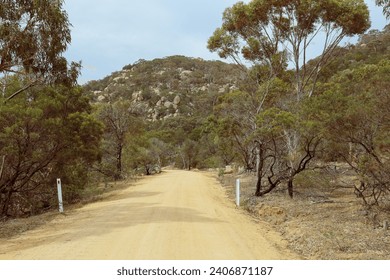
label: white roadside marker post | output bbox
[236,179,240,207]
[56,178,64,213]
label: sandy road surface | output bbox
[0,170,296,260]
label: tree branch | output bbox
[4,82,36,103]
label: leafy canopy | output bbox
[0,0,79,85]
[208,0,370,98]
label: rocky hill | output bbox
[83,55,244,121]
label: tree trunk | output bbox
[255,176,262,196]
[256,179,281,197]
[187,155,192,171]
[115,144,123,180]
[145,165,151,176]
[287,177,294,198]
[180,152,186,170]
[1,189,13,217]
[254,141,264,196]
[0,155,5,180]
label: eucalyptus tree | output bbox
[209,0,370,99]
[208,0,370,197]
[0,83,102,217]
[95,101,144,180]
[315,60,390,207]
[0,0,79,99]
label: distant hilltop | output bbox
[83,55,244,121]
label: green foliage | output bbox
[94,100,144,180]
[208,0,370,98]
[123,133,169,175]
[257,108,298,135]
[0,0,80,86]
[207,0,371,199]
[84,56,252,173]
[0,82,103,217]
[313,59,390,207]
[310,26,390,83]
[85,56,242,106]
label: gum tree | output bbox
[208,0,370,197]
[0,83,102,217]
[95,101,143,180]
[316,60,390,207]
[208,0,370,99]
[0,0,79,99]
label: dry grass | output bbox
[218,166,390,260]
[0,178,136,239]
[0,211,60,239]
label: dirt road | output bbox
[0,170,296,260]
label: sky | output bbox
[64,0,388,84]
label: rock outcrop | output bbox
[84,56,243,121]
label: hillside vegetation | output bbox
[82,56,249,180]
[85,25,390,207]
